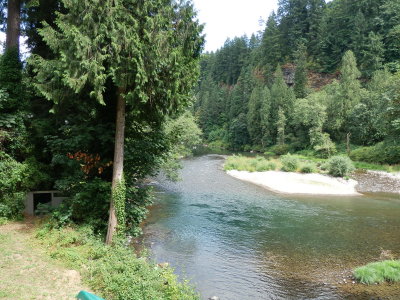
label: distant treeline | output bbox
[194,0,400,163]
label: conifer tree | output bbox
[270,66,295,140]
[361,32,384,77]
[31,0,203,244]
[294,42,308,98]
[247,84,264,145]
[276,107,286,145]
[260,86,272,147]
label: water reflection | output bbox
[141,155,400,299]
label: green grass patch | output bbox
[353,260,400,284]
[36,225,199,300]
[224,155,278,172]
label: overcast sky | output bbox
[1,1,279,54]
[192,0,278,52]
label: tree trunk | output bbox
[346,132,351,156]
[106,87,126,245]
[6,0,21,53]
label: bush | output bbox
[350,143,400,164]
[36,225,199,300]
[224,155,276,172]
[269,144,290,155]
[300,162,317,173]
[326,155,355,177]
[354,260,400,284]
[280,154,299,172]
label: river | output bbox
[140,155,400,299]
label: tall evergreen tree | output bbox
[294,42,308,98]
[31,0,203,243]
[270,66,295,131]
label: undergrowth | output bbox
[35,224,199,300]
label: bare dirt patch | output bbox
[0,222,89,300]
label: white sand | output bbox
[227,170,361,195]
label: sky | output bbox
[192,0,278,52]
[0,1,279,54]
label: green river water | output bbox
[141,155,400,299]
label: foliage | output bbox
[161,112,203,181]
[112,177,126,238]
[350,143,400,165]
[280,154,300,172]
[326,155,355,177]
[194,0,400,167]
[300,162,317,173]
[0,152,50,219]
[36,225,199,300]
[28,0,204,240]
[353,260,400,285]
[268,144,291,156]
[224,155,277,172]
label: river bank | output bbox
[145,155,400,299]
[226,169,400,196]
[0,222,89,299]
[227,170,361,195]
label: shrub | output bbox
[326,155,355,177]
[224,156,277,172]
[300,162,317,173]
[255,160,273,172]
[354,260,400,284]
[350,142,400,165]
[264,151,276,158]
[36,225,199,300]
[269,144,290,155]
[280,154,299,172]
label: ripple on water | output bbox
[142,155,400,300]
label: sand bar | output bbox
[227,170,361,195]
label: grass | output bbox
[0,222,89,299]
[224,154,321,174]
[35,223,199,300]
[224,155,279,172]
[353,260,400,284]
[353,161,400,173]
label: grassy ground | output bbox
[0,221,89,300]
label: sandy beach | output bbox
[227,170,361,195]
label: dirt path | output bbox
[0,222,89,300]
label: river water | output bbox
[141,155,400,299]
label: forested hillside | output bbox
[195,0,400,164]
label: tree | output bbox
[247,83,264,145]
[270,65,295,140]
[276,107,286,145]
[260,12,281,74]
[360,32,384,77]
[326,50,363,139]
[31,0,203,244]
[5,0,21,52]
[260,86,272,147]
[294,42,308,98]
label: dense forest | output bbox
[0,0,203,241]
[195,0,400,164]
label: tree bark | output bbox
[6,0,21,53]
[106,87,126,245]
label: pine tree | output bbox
[270,65,295,139]
[247,83,264,145]
[31,0,203,244]
[361,32,384,77]
[260,86,272,147]
[276,107,286,145]
[260,13,281,75]
[294,42,308,98]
